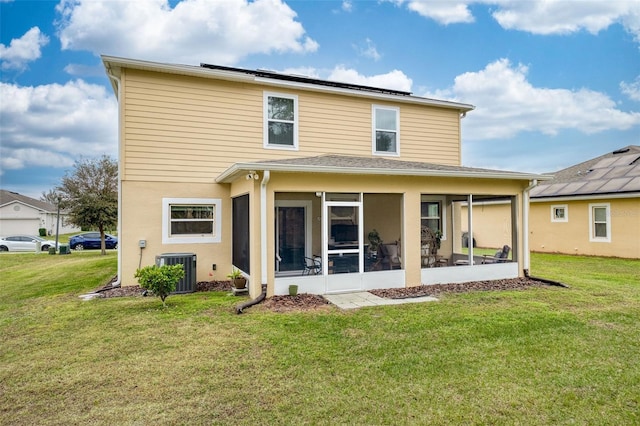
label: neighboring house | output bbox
[102,56,549,296]
[529,146,639,258]
[0,189,80,237]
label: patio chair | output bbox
[379,243,402,270]
[482,245,510,264]
[302,256,322,275]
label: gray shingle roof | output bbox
[217,154,549,182]
[0,189,56,212]
[530,145,640,198]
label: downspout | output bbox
[106,69,123,289]
[522,179,537,277]
[236,170,270,314]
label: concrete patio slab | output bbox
[324,291,437,310]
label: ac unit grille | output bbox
[155,253,197,293]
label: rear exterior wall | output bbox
[529,198,639,258]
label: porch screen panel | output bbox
[232,194,250,273]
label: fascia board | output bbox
[217,162,551,183]
[0,199,52,213]
[102,55,255,83]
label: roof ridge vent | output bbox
[612,148,630,155]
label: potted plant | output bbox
[227,268,247,289]
[367,229,383,255]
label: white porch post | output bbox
[467,194,473,264]
[523,179,538,274]
[260,171,270,288]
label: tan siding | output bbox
[529,198,639,258]
[121,69,463,182]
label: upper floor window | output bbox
[551,204,568,222]
[162,198,222,244]
[589,203,611,242]
[264,92,298,150]
[373,105,399,156]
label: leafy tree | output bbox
[57,155,118,255]
[40,189,61,206]
[135,264,184,307]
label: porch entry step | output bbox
[323,291,437,310]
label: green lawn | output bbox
[0,252,638,425]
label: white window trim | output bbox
[551,204,568,222]
[162,198,222,244]
[264,92,299,151]
[588,202,611,243]
[420,195,447,241]
[372,105,400,156]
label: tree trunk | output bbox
[99,226,106,256]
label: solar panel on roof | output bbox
[597,177,633,193]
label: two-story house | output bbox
[102,56,548,297]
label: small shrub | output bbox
[134,264,184,307]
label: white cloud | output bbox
[490,0,638,37]
[427,58,640,140]
[621,76,640,101]
[0,80,117,172]
[55,0,318,66]
[405,0,474,25]
[400,1,640,43]
[0,27,49,70]
[328,66,413,92]
[357,38,382,61]
[267,65,412,92]
[342,1,353,13]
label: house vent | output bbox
[612,148,630,155]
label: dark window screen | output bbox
[232,194,250,273]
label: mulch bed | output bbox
[369,277,552,299]
[91,276,560,312]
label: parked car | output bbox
[0,235,58,252]
[69,232,118,250]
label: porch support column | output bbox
[260,171,270,289]
[467,194,473,264]
[404,191,421,287]
[522,179,537,274]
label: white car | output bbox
[0,235,58,252]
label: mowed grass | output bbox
[0,252,638,425]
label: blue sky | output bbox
[1,0,639,199]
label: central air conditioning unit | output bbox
[155,253,197,293]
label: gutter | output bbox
[106,69,123,289]
[81,70,123,299]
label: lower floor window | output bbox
[163,198,221,244]
[589,203,610,242]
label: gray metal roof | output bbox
[217,154,550,183]
[530,145,640,198]
[0,189,56,212]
